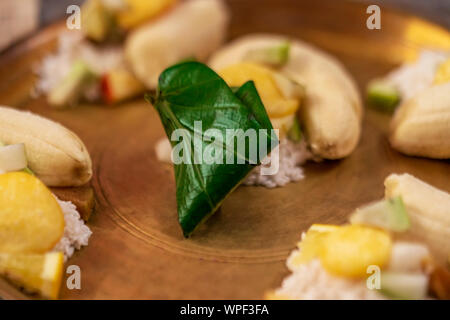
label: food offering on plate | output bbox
[149,61,278,237]
[268,173,450,300]
[36,0,229,107]
[152,34,362,236]
[0,106,93,299]
[366,51,450,159]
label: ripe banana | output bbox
[390,82,450,159]
[0,106,92,187]
[384,173,450,266]
[125,0,229,89]
[209,34,362,159]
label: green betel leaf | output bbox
[149,61,278,237]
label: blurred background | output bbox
[0,0,449,51]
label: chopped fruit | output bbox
[219,62,300,118]
[308,224,341,233]
[101,68,145,104]
[82,0,118,42]
[117,0,177,30]
[320,225,392,278]
[0,252,64,300]
[270,114,295,139]
[350,196,410,232]
[0,143,27,173]
[380,272,428,300]
[244,41,291,67]
[48,60,97,108]
[287,117,302,142]
[0,172,65,254]
[367,79,400,112]
[434,58,450,84]
[272,72,304,100]
[388,242,430,272]
[287,224,340,269]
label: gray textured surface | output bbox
[40,0,450,29]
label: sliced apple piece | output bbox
[350,196,410,232]
[0,143,27,173]
[244,41,290,67]
[380,272,428,300]
[0,252,64,300]
[101,68,145,104]
[0,172,65,254]
[48,60,97,108]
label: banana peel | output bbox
[209,34,362,159]
[0,106,92,187]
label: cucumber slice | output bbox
[48,60,97,108]
[350,196,410,232]
[244,41,291,67]
[367,79,401,112]
[0,143,27,173]
[380,272,428,300]
[288,118,303,143]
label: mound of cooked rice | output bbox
[54,198,92,261]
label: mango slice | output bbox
[0,172,65,254]
[288,224,340,268]
[320,225,392,278]
[218,62,300,118]
[117,0,177,29]
[0,252,64,299]
[434,58,450,85]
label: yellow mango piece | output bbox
[117,0,177,29]
[0,252,64,299]
[0,172,65,254]
[320,225,392,278]
[289,224,341,268]
[218,62,300,118]
[434,59,450,84]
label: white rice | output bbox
[155,137,313,188]
[386,50,449,100]
[35,31,124,101]
[243,139,313,188]
[275,259,385,300]
[53,198,92,261]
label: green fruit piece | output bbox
[350,196,410,232]
[367,79,401,112]
[380,272,428,300]
[288,118,303,143]
[244,41,291,67]
[48,60,97,108]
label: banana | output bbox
[384,173,450,265]
[390,82,450,159]
[209,34,362,159]
[0,106,92,187]
[125,0,229,89]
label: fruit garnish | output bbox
[287,224,340,269]
[117,0,177,29]
[0,143,27,173]
[320,225,392,278]
[244,41,291,67]
[0,252,64,300]
[48,60,97,108]
[349,196,410,232]
[218,62,300,118]
[366,79,401,112]
[434,58,450,84]
[101,68,145,104]
[379,272,428,300]
[0,172,65,253]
